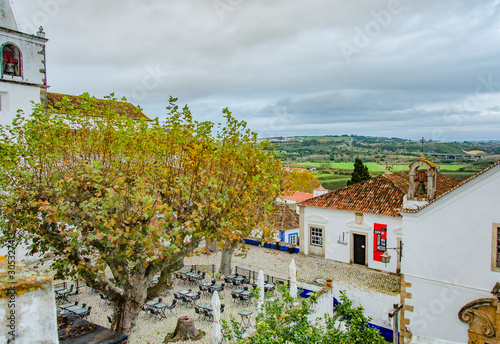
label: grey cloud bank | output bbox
[12,0,500,141]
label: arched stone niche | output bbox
[2,43,22,77]
[407,157,437,201]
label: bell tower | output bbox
[0,0,48,126]
[403,154,438,210]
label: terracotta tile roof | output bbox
[47,92,151,121]
[269,205,299,230]
[402,159,500,213]
[315,185,328,191]
[281,191,315,202]
[300,171,461,217]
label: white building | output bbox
[298,158,460,274]
[400,160,500,343]
[0,0,48,127]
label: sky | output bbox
[10,0,500,141]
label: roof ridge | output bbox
[402,159,500,213]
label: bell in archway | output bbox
[4,62,15,74]
[416,181,426,196]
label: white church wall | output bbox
[0,29,47,85]
[402,164,500,343]
[0,81,40,126]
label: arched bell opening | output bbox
[2,43,23,77]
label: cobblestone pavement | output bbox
[43,244,400,344]
[187,244,401,295]
[59,279,262,344]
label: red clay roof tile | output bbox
[300,171,461,217]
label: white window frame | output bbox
[310,227,323,247]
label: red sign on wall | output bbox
[373,223,387,262]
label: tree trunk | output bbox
[219,243,235,276]
[111,292,144,336]
[164,316,205,342]
[205,238,217,253]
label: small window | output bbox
[289,234,297,244]
[497,227,500,268]
[310,227,323,247]
[492,224,500,271]
[2,44,22,77]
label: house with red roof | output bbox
[298,156,460,274]
[277,191,315,205]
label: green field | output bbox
[295,162,387,172]
[296,162,466,172]
[390,164,466,171]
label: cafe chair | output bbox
[165,299,178,317]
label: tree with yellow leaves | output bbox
[0,95,283,336]
[288,169,320,193]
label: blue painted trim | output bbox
[243,238,299,253]
[287,232,298,244]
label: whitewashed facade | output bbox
[0,0,48,127]
[401,161,500,343]
[299,205,403,273]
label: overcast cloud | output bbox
[11,0,500,140]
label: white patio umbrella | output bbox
[211,291,222,343]
[257,269,265,313]
[289,259,298,298]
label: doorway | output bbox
[352,233,367,266]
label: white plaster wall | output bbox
[402,164,500,343]
[412,336,464,344]
[0,30,46,85]
[308,288,334,322]
[330,279,399,329]
[303,206,402,273]
[0,81,40,126]
[0,279,58,344]
[404,276,481,344]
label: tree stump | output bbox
[164,316,205,343]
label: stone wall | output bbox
[0,256,58,344]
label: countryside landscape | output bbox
[2,1,500,344]
[270,135,500,190]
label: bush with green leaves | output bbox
[222,285,386,343]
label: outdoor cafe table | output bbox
[55,288,72,303]
[199,303,213,311]
[232,289,244,295]
[68,305,90,318]
[208,284,223,292]
[185,292,199,304]
[58,303,74,310]
[149,301,169,318]
[60,305,89,318]
[185,272,203,283]
[178,289,191,295]
[201,282,213,287]
[226,275,237,280]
